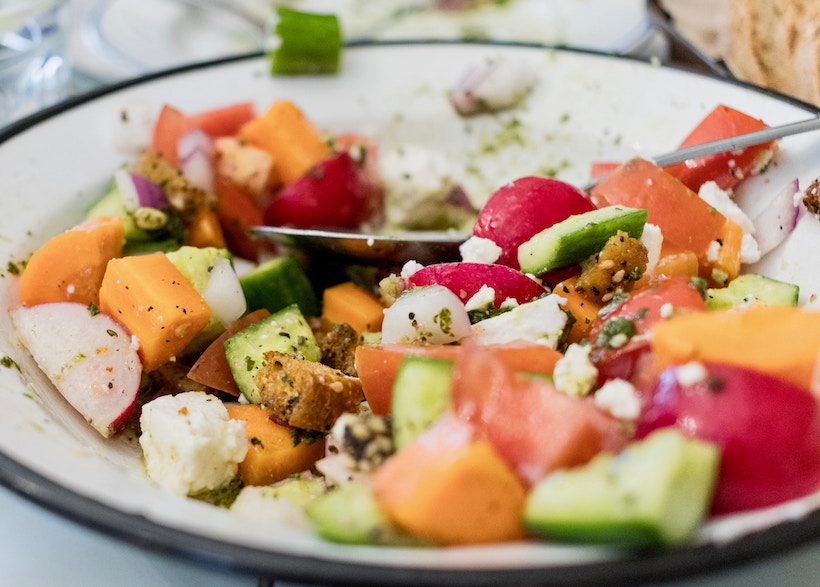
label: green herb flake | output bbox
[0,355,20,371]
[87,303,101,316]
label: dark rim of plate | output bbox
[1,40,820,586]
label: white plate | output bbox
[2,43,820,586]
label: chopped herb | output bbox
[291,426,324,447]
[88,303,101,316]
[595,317,637,349]
[0,356,20,371]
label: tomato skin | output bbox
[663,104,774,193]
[589,276,706,385]
[473,177,595,270]
[151,105,192,168]
[407,262,547,307]
[451,344,628,485]
[636,362,820,514]
[186,102,255,138]
[263,151,383,230]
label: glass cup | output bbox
[0,0,72,126]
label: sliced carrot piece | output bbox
[372,414,527,545]
[226,403,325,486]
[19,215,125,307]
[322,281,385,334]
[238,100,331,185]
[553,275,602,343]
[651,305,820,391]
[99,252,212,372]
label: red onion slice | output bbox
[178,129,215,192]
[752,178,800,257]
[114,169,167,210]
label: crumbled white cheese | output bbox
[706,240,721,262]
[594,378,641,420]
[553,343,598,397]
[400,260,424,279]
[659,302,674,319]
[470,294,567,348]
[379,145,456,229]
[139,391,247,497]
[640,223,663,276]
[698,181,760,263]
[464,284,496,311]
[676,361,708,387]
[459,235,502,264]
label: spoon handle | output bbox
[652,116,820,167]
[583,115,820,191]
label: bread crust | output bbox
[726,0,820,106]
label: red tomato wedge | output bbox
[663,104,775,192]
[589,275,706,386]
[151,104,192,168]
[354,342,563,416]
[591,157,728,262]
[407,262,547,307]
[213,176,268,261]
[451,343,628,485]
[187,309,271,396]
[186,102,256,138]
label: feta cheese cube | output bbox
[139,391,247,496]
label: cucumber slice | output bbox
[224,304,321,403]
[166,246,243,353]
[524,428,719,546]
[240,256,319,318]
[306,481,423,545]
[706,273,799,310]
[391,356,454,450]
[268,7,342,75]
[518,206,648,275]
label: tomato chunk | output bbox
[663,104,774,192]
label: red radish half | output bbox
[408,262,546,307]
[473,177,595,269]
[11,302,142,437]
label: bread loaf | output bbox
[725,0,820,106]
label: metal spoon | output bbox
[251,116,820,265]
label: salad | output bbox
[6,60,820,552]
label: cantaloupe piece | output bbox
[372,414,527,545]
[99,252,212,371]
[238,100,331,185]
[651,305,820,391]
[19,215,125,307]
[322,281,384,334]
[226,404,325,486]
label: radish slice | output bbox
[382,284,472,345]
[752,179,800,257]
[178,129,215,192]
[11,302,142,437]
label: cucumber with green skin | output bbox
[224,304,321,403]
[391,356,454,450]
[523,428,719,547]
[239,255,319,318]
[517,205,648,275]
[706,273,799,310]
[306,481,425,546]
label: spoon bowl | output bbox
[250,225,469,266]
[252,116,820,265]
